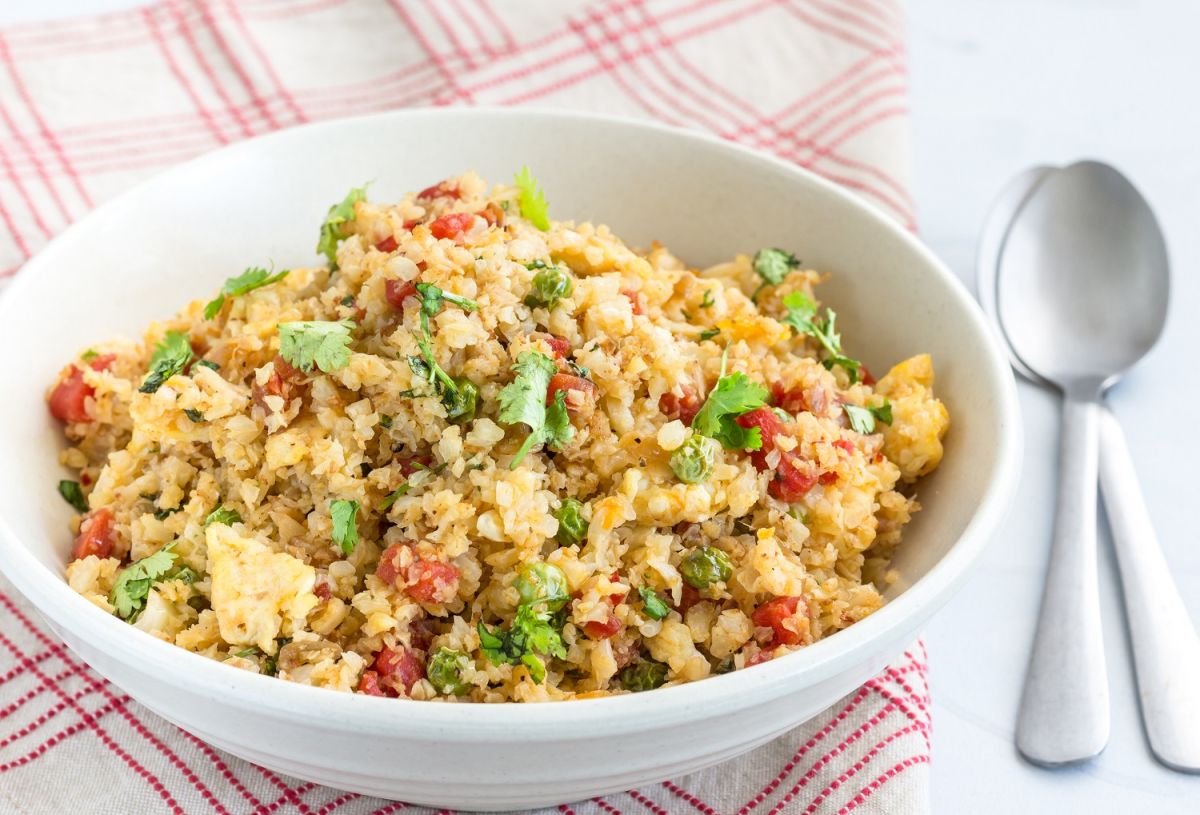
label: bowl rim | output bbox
[0,106,1022,739]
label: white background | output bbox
[3,1,1199,812]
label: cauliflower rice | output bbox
[51,171,949,702]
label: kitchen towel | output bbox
[0,1,928,813]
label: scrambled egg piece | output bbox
[875,354,950,482]
[207,524,318,653]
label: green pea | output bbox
[427,647,471,695]
[620,658,669,692]
[514,561,570,611]
[443,376,478,424]
[524,266,573,309]
[681,546,733,589]
[669,435,717,484]
[554,498,587,547]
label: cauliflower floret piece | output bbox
[874,353,950,482]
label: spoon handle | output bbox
[1098,407,1200,773]
[1017,393,1109,766]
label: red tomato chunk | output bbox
[252,355,302,411]
[622,289,644,315]
[546,373,596,410]
[374,646,425,694]
[48,354,115,424]
[752,596,807,646]
[583,612,622,640]
[72,507,114,561]
[736,407,817,502]
[659,386,701,426]
[406,559,460,604]
[374,235,398,253]
[429,212,474,241]
[416,181,460,201]
[385,279,418,310]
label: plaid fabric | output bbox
[0,1,929,813]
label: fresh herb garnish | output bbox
[690,366,769,451]
[379,414,393,428]
[698,328,721,342]
[408,284,478,417]
[204,266,289,320]
[379,463,448,510]
[80,349,98,362]
[205,505,241,527]
[477,602,567,684]
[844,401,893,434]
[196,359,220,371]
[330,499,360,555]
[700,289,715,308]
[139,330,194,394]
[751,248,801,300]
[514,166,550,230]
[781,291,862,383]
[638,586,670,620]
[109,542,178,620]
[153,506,180,521]
[497,351,573,468]
[183,408,206,423]
[57,480,88,513]
[278,320,355,374]
[317,185,368,268]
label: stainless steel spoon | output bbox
[984,160,1200,772]
[980,162,1200,773]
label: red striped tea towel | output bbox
[0,1,929,813]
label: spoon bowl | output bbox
[997,160,1170,394]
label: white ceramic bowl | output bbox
[0,109,1020,810]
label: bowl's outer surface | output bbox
[0,108,1021,810]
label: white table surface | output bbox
[4,1,1199,812]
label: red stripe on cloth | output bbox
[220,0,310,124]
[175,728,270,811]
[778,0,881,52]
[0,698,125,772]
[0,36,93,210]
[557,804,577,815]
[386,0,472,104]
[0,127,58,243]
[789,726,928,815]
[314,791,363,815]
[591,797,627,815]
[164,0,257,138]
[240,0,352,23]
[836,755,930,814]
[801,0,898,50]
[0,666,97,745]
[473,0,517,53]
[626,789,671,815]
[194,0,283,129]
[366,801,409,815]
[661,780,718,815]
[0,102,75,228]
[447,0,497,60]
[142,6,232,145]
[426,0,479,70]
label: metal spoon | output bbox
[980,162,1200,772]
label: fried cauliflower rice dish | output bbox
[50,170,949,702]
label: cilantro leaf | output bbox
[183,408,205,423]
[109,543,178,620]
[753,248,801,286]
[205,505,241,526]
[57,480,88,513]
[870,400,893,425]
[204,266,290,320]
[139,330,194,394]
[638,586,670,620]
[781,292,862,384]
[379,463,448,510]
[477,602,567,684]
[700,289,715,308]
[415,282,478,323]
[317,185,368,268]
[691,371,769,451]
[330,499,360,555]
[278,320,355,374]
[698,328,721,342]
[845,400,893,434]
[514,166,550,230]
[497,351,573,468]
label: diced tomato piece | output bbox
[416,181,460,201]
[429,212,475,241]
[819,470,839,485]
[48,355,115,424]
[396,454,432,477]
[252,355,302,411]
[374,646,426,694]
[604,571,623,604]
[313,581,331,601]
[673,584,701,615]
[546,372,596,411]
[583,612,622,640]
[832,439,855,454]
[406,559,460,604]
[374,235,398,253]
[534,333,570,360]
[71,507,114,561]
[746,649,773,667]
[478,202,503,226]
[402,217,423,231]
[752,596,807,646]
[408,617,436,652]
[659,386,702,427]
[385,278,419,310]
[358,670,386,696]
[770,459,818,502]
[735,407,785,470]
[771,382,827,415]
[622,289,643,315]
[859,365,876,386]
[376,543,406,587]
